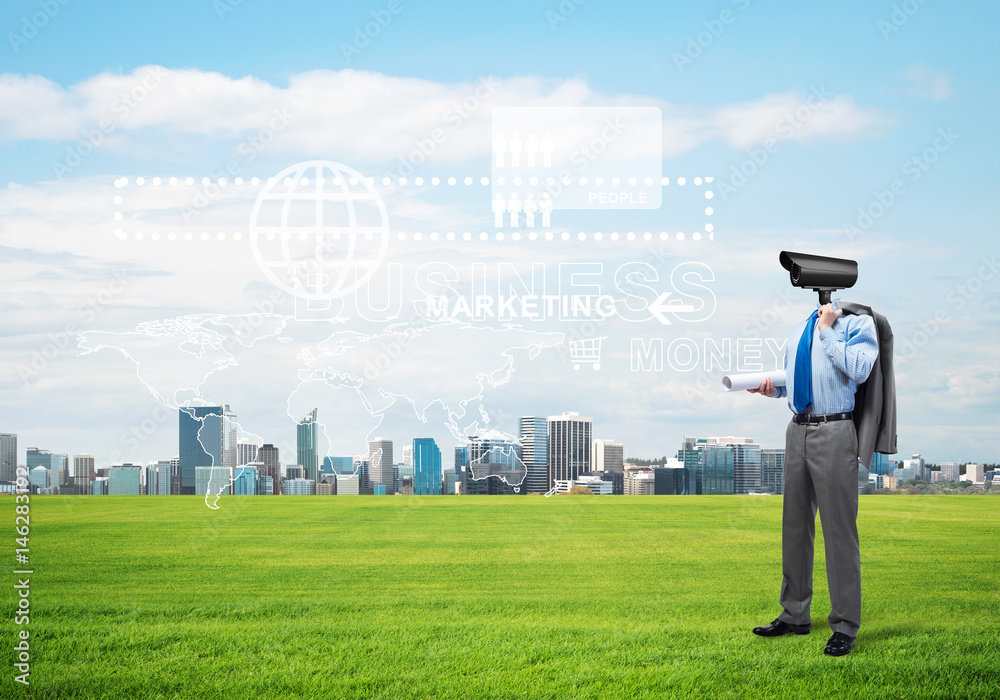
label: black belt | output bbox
[792,412,853,425]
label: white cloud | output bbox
[0,66,892,164]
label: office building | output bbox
[237,439,260,467]
[761,448,785,495]
[146,461,172,495]
[251,462,274,495]
[625,471,656,495]
[459,432,525,493]
[30,466,51,491]
[195,466,232,496]
[413,438,442,495]
[285,465,304,480]
[108,465,142,495]
[27,447,62,472]
[893,466,916,483]
[553,474,614,495]
[232,465,258,495]
[284,478,316,495]
[0,433,16,483]
[337,473,360,495]
[677,440,735,495]
[591,470,624,495]
[403,446,413,466]
[901,454,926,481]
[519,416,549,494]
[939,462,960,482]
[443,469,458,495]
[653,466,687,495]
[858,463,870,494]
[870,452,892,476]
[368,438,393,491]
[297,408,319,482]
[73,455,97,496]
[702,437,761,494]
[324,456,354,474]
[257,444,280,495]
[463,460,524,495]
[592,440,624,473]
[547,412,592,491]
[966,464,985,484]
[92,478,108,495]
[178,405,237,494]
[316,480,335,495]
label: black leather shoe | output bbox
[752,618,810,637]
[824,632,855,656]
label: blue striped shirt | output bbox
[774,308,879,414]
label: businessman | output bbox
[748,301,878,657]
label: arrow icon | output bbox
[648,292,695,325]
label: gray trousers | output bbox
[777,418,861,639]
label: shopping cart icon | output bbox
[568,337,607,370]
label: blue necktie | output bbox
[793,310,819,414]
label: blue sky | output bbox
[1,0,997,467]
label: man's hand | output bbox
[748,377,776,397]
[817,303,842,332]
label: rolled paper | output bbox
[721,370,787,392]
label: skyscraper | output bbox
[677,439,735,495]
[178,405,237,494]
[547,412,592,491]
[458,432,525,494]
[108,465,142,495]
[257,444,280,495]
[368,438,393,491]
[237,438,260,467]
[146,461,172,495]
[592,440,624,473]
[680,437,760,495]
[74,454,96,494]
[412,438,442,495]
[519,417,549,494]
[1,433,17,483]
[297,408,319,482]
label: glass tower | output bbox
[178,405,236,495]
[297,408,319,482]
[519,417,549,493]
[412,438,442,495]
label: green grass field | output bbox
[5,495,999,699]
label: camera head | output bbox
[779,251,858,306]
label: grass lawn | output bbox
[4,495,999,699]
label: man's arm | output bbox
[748,345,788,398]
[818,307,878,384]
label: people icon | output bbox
[509,132,523,168]
[525,133,539,168]
[541,132,554,168]
[539,193,553,228]
[524,193,538,228]
[492,193,506,228]
[508,193,521,228]
[493,132,506,168]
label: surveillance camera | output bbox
[779,251,858,305]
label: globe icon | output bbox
[249,160,390,301]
